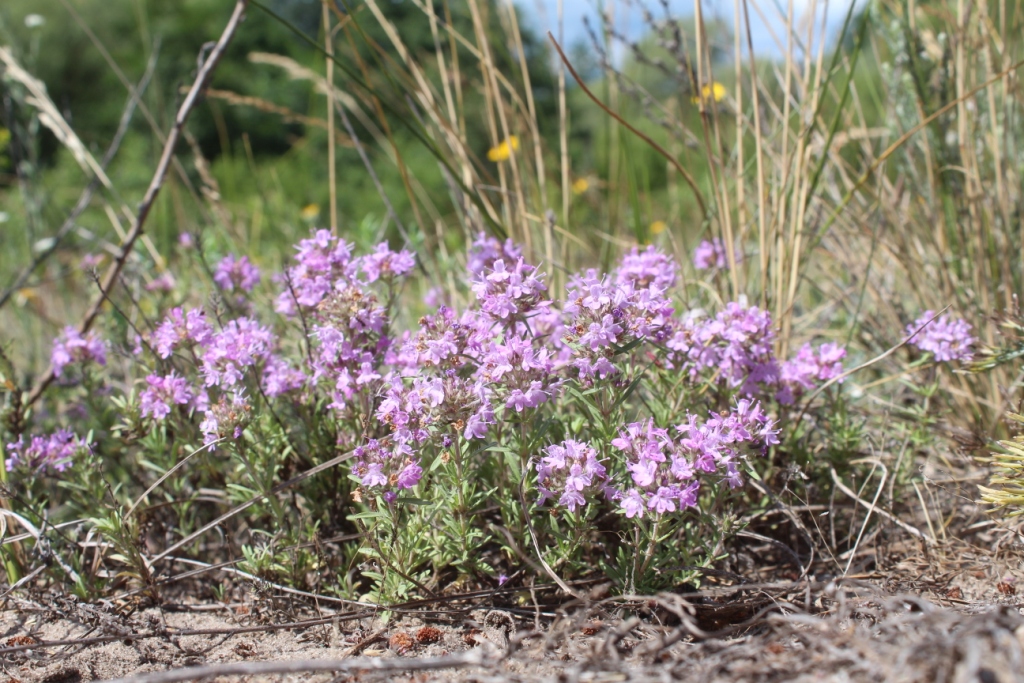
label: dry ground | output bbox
[4,446,1024,682]
[4,556,1024,683]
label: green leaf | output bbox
[611,336,647,357]
[397,497,431,506]
[348,511,387,521]
[612,366,650,410]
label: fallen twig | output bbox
[99,650,492,683]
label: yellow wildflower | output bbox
[571,177,590,195]
[690,82,726,104]
[300,203,321,221]
[649,220,667,235]
[487,135,519,162]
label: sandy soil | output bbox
[4,567,1024,683]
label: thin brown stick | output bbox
[547,33,708,220]
[23,0,251,408]
[100,651,492,683]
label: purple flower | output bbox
[396,460,424,489]
[536,439,608,513]
[360,242,416,282]
[470,257,549,324]
[140,372,195,419]
[152,308,213,359]
[611,405,774,518]
[648,486,678,514]
[615,245,678,291]
[145,272,176,292]
[361,462,388,487]
[199,318,275,388]
[199,392,251,450]
[351,439,424,500]
[907,311,975,362]
[579,314,623,351]
[6,430,88,473]
[465,405,495,440]
[693,238,740,270]
[467,232,523,278]
[214,254,261,293]
[275,229,357,314]
[620,489,646,518]
[666,302,777,394]
[505,382,549,412]
[562,251,676,384]
[778,342,846,403]
[261,355,307,397]
[51,327,107,377]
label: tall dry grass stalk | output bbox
[244,0,1022,428]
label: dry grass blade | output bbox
[830,467,933,546]
[0,43,158,311]
[23,0,251,409]
[146,448,354,566]
[548,34,708,221]
[0,47,114,190]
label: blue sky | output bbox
[521,0,860,62]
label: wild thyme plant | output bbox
[4,230,879,600]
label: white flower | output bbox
[24,14,46,29]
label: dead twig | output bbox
[99,650,493,683]
[23,0,251,408]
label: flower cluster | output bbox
[6,430,89,472]
[470,256,548,323]
[907,311,975,362]
[563,247,676,381]
[275,230,358,315]
[152,308,213,359]
[536,440,609,512]
[200,318,275,389]
[51,327,107,378]
[666,302,776,393]
[361,242,416,282]
[351,438,423,503]
[778,342,846,403]
[28,226,851,547]
[140,372,195,419]
[214,254,261,294]
[311,289,389,410]
[610,400,778,519]
[199,392,253,447]
[479,331,560,413]
[261,355,307,397]
[693,238,739,270]
[467,232,523,278]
